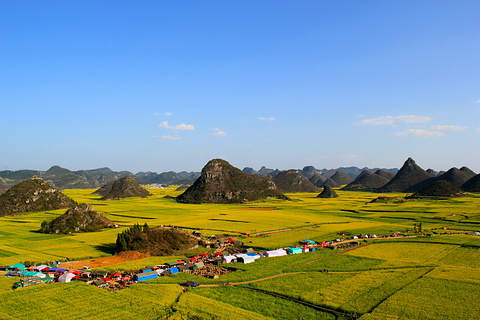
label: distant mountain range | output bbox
[2,161,478,197]
[0,165,201,190]
[0,163,399,191]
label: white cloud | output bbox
[431,125,467,131]
[358,115,432,126]
[258,117,276,121]
[359,116,395,125]
[164,112,172,116]
[396,115,433,123]
[394,129,445,137]
[159,121,195,130]
[160,135,182,141]
[474,100,480,104]
[475,127,480,134]
[212,128,227,137]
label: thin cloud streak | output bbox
[160,135,182,141]
[394,129,445,137]
[431,125,467,131]
[258,117,276,121]
[159,121,195,130]
[358,115,433,126]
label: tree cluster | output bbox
[115,223,196,256]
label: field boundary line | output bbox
[236,287,359,319]
[366,267,435,315]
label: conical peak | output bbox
[405,157,416,166]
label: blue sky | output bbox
[1,1,479,173]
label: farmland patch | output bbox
[369,277,480,319]
[0,249,17,258]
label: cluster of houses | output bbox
[3,232,421,291]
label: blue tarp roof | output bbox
[48,268,67,273]
[169,267,179,274]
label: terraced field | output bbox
[1,188,480,319]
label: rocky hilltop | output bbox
[272,169,321,193]
[94,176,151,200]
[40,203,114,234]
[381,158,435,193]
[177,159,288,204]
[0,177,76,217]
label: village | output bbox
[1,230,418,292]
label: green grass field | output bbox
[1,187,479,319]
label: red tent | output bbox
[201,253,208,257]
[228,238,234,242]
[214,252,223,256]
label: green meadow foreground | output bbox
[1,188,480,319]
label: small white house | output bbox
[264,249,287,258]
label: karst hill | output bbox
[407,180,464,199]
[0,178,9,194]
[342,170,390,191]
[435,167,476,188]
[299,166,327,186]
[317,185,339,198]
[40,203,114,234]
[462,174,480,192]
[271,169,321,193]
[0,177,76,217]
[381,158,435,193]
[177,159,288,204]
[94,175,151,200]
